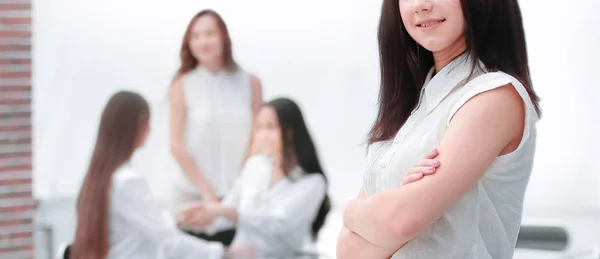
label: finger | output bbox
[407,166,437,175]
[192,220,211,228]
[402,172,423,185]
[177,211,191,221]
[414,159,440,168]
[424,148,439,159]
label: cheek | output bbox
[189,38,202,53]
[399,3,414,28]
[400,5,419,45]
[268,131,281,143]
[206,35,223,51]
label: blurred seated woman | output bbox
[69,91,253,259]
[177,98,332,259]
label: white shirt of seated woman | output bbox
[178,98,332,259]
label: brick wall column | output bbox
[0,0,35,258]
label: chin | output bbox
[413,34,439,50]
[417,40,445,53]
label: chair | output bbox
[516,225,600,259]
[56,243,71,259]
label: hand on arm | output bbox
[169,78,218,202]
[115,177,224,259]
[343,84,525,247]
[178,202,237,229]
[337,151,441,259]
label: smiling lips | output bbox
[416,19,446,31]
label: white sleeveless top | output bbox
[173,66,253,196]
[363,55,539,259]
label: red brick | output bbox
[0,4,31,11]
[9,232,32,239]
[0,218,31,226]
[0,164,31,171]
[0,125,30,131]
[0,111,31,119]
[0,204,35,213]
[0,153,31,161]
[0,45,30,51]
[0,59,29,65]
[0,71,29,78]
[0,179,31,186]
[0,191,31,199]
[1,2,33,256]
[0,17,31,25]
[0,85,30,92]
[0,99,29,105]
[0,245,32,253]
[0,31,30,38]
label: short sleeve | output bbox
[446,72,538,159]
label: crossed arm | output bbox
[336,188,399,259]
[337,84,525,257]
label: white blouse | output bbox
[172,66,254,197]
[202,155,327,259]
[108,163,224,259]
[363,54,539,259]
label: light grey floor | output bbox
[34,197,600,259]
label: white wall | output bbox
[33,0,600,211]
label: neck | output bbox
[201,59,224,74]
[433,37,467,72]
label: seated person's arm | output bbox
[343,84,525,248]
[199,156,267,234]
[184,172,327,247]
[221,174,326,238]
[115,176,224,259]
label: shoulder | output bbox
[249,73,262,92]
[170,68,203,93]
[241,154,273,177]
[297,173,327,191]
[112,165,146,194]
[449,73,526,143]
[169,75,185,96]
[249,73,261,84]
[452,71,530,119]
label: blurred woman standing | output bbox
[168,9,262,206]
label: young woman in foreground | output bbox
[337,0,541,258]
[178,98,331,259]
[70,91,252,259]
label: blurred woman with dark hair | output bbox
[178,98,331,259]
[70,91,253,259]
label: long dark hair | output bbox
[369,0,541,143]
[266,98,331,240]
[70,91,150,259]
[175,9,237,78]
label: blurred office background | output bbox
[1,0,599,258]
